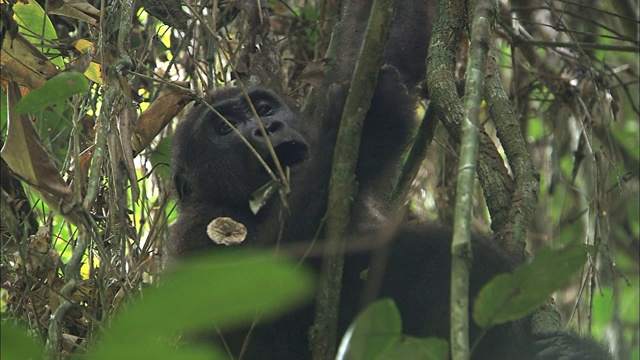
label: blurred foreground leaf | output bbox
[1,322,44,359]
[91,250,315,359]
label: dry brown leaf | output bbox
[132,82,192,154]
[299,59,328,88]
[26,226,57,274]
[0,82,80,225]
[68,44,95,74]
[141,0,189,31]
[0,4,19,41]
[0,31,58,89]
[48,0,100,26]
[116,107,140,202]
[116,73,142,102]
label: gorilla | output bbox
[169,1,612,359]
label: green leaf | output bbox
[1,86,7,131]
[1,322,44,359]
[474,245,590,328]
[337,299,401,360]
[473,273,515,328]
[91,250,314,359]
[337,299,448,360]
[149,136,173,181]
[12,1,63,68]
[15,72,89,114]
[379,337,449,360]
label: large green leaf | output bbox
[1,322,43,360]
[91,250,315,359]
[474,245,590,328]
[15,72,89,115]
[12,1,63,68]
[337,299,401,360]
[337,299,448,360]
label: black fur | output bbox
[170,65,414,255]
[169,1,612,359]
[530,331,613,360]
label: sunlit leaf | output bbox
[13,1,63,68]
[73,39,102,84]
[132,81,192,154]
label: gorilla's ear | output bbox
[173,170,192,201]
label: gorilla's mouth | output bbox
[265,140,310,171]
[251,140,310,214]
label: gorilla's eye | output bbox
[255,101,275,117]
[216,119,235,135]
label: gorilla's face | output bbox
[172,88,311,206]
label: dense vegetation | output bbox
[1,0,637,359]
